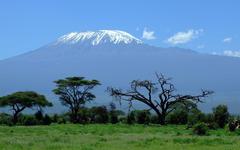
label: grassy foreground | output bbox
[0,124,240,150]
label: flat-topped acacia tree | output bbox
[108,73,213,125]
[0,91,52,124]
[53,77,100,123]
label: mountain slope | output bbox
[1,30,240,113]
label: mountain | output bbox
[54,30,143,46]
[1,30,240,113]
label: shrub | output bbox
[78,107,91,123]
[35,110,44,121]
[207,122,218,130]
[50,113,68,124]
[167,110,188,125]
[89,106,109,123]
[52,114,59,123]
[22,116,38,126]
[193,122,208,135]
[187,109,205,128]
[127,111,135,124]
[43,114,52,125]
[109,111,118,124]
[213,105,229,128]
[58,118,67,124]
[109,102,119,124]
[150,115,159,124]
[0,113,13,126]
[136,110,150,124]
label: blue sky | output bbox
[0,0,240,59]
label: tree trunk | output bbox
[70,107,79,123]
[159,114,166,125]
[12,111,19,125]
[152,108,166,125]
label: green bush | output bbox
[35,110,44,121]
[57,118,67,124]
[43,114,52,125]
[52,114,59,123]
[109,111,118,124]
[89,106,109,123]
[193,122,208,135]
[0,113,13,126]
[167,110,188,125]
[207,122,218,130]
[213,105,229,128]
[150,115,159,124]
[136,110,150,124]
[187,109,205,128]
[127,111,135,124]
[22,116,38,126]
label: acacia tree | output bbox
[0,91,52,124]
[53,77,100,123]
[108,73,213,125]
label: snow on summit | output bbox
[55,30,143,46]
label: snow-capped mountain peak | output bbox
[55,30,143,46]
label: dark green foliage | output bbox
[109,112,118,124]
[57,117,67,124]
[187,108,205,128]
[206,122,218,130]
[43,114,52,125]
[213,105,229,128]
[150,115,159,124]
[109,103,119,124]
[35,110,44,122]
[77,107,90,123]
[89,106,109,123]
[193,122,208,135]
[203,113,218,129]
[22,115,38,126]
[135,110,150,124]
[167,101,198,125]
[53,76,100,123]
[52,114,59,123]
[127,111,135,124]
[0,113,13,126]
[167,110,188,125]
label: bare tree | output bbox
[108,73,213,125]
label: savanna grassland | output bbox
[0,124,240,150]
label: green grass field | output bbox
[0,124,240,150]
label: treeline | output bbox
[0,103,124,126]
[0,74,239,135]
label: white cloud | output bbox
[213,50,240,58]
[223,37,232,43]
[167,29,203,45]
[142,28,156,40]
[223,50,240,57]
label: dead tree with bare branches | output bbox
[108,73,213,125]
